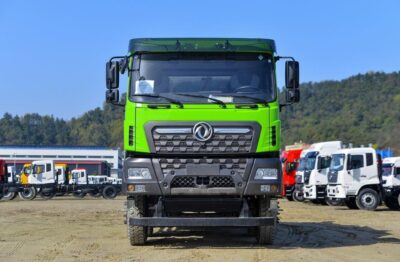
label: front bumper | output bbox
[129,217,275,227]
[123,156,281,196]
[327,185,347,199]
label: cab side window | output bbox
[350,155,364,169]
[366,153,373,166]
[46,164,51,172]
[396,168,400,176]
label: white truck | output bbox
[303,141,343,205]
[327,147,383,211]
[381,157,400,210]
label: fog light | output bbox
[127,184,135,192]
[255,168,278,180]
[127,168,151,179]
[271,184,278,193]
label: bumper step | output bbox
[129,217,275,227]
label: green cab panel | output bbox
[124,101,280,153]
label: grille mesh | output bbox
[152,132,253,153]
[159,158,248,177]
[170,176,234,188]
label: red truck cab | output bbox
[0,160,5,183]
[281,144,308,201]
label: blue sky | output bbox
[0,0,399,119]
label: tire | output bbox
[325,198,344,206]
[89,190,102,198]
[384,196,400,210]
[256,197,276,245]
[344,198,359,209]
[40,191,55,200]
[2,191,17,201]
[103,185,117,199]
[73,192,86,198]
[356,188,380,211]
[18,187,37,200]
[286,193,294,201]
[128,197,147,245]
[293,190,304,202]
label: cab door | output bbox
[346,154,364,194]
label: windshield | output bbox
[130,53,275,104]
[297,158,306,171]
[32,165,44,174]
[305,151,319,170]
[330,154,345,171]
[382,164,393,176]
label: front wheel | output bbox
[356,188,380,211]
[256,197,276,245]
[2,191,17,201]
[128,197,147,245]
[19,187,37,200]
[293,190,304,202]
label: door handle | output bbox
[360,175,366,178]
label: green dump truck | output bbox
[105,38,300,245]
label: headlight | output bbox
[255,168,278,180]
[127,168,151,179]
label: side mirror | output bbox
[285,61,300,103]
[106,89,119,104]
[106,61,120,89]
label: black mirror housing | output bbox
[106,61,120,89]
[285,61,299,89]
[106,89,119,104]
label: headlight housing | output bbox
[127,168,151,180]
[255,168,278,180]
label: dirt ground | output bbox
[0,197,399,262]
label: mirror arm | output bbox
[274,56,295,62]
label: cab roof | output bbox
[128,38,276,54]
[334,147,376,155]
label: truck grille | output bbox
[158,158,248,177]
[328,171,338,183]
[146,122,260,154]
[296,174,303,183]
[171,176,235,188]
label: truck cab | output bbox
[281,144,307,201]
[29,160,66,185]
[70,169,88,185]
[327,147,382,210]
[381,157,400,210]
[303,141,342,203]
[106,38,300,245]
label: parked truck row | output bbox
[0,159,122,201]
[287,141,400,211]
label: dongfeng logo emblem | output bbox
[193,122,213,142]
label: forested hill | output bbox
[0,71,399,153]
[281,71,400,152]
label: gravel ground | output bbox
[0,197,400,262]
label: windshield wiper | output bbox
[175,93,226,108]
[132,94,183,108]
[226,95,269,105]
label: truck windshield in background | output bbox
[297,157,306,171]
[130,53,275,104]
[330,154,345,171]
[305,152,318,170]
[382,164,393,176]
